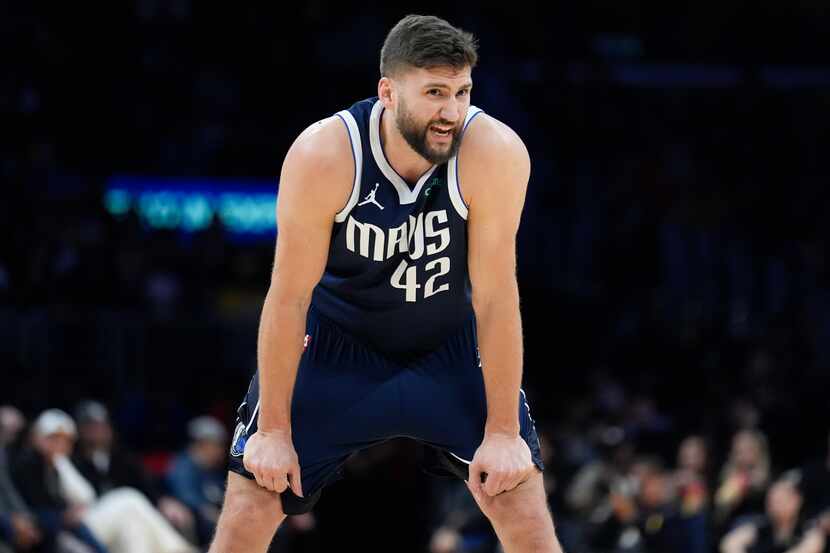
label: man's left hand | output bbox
[468,432,534,498]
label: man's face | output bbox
[36,432,74,460]
[733,431,761,468]
[389,65,472,165]
[195,439,226,469]
[766,481,801,521]
[79,420,113,450]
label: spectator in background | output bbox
[71,400,196,543]
[0,407,41,553]
[12,410,110,553]
[565,424,636,521]
[588,456,707,553]
[0,407,26,449]
[675,435,712,517]
[720,471,826,553]
[166,416,228,546]
[715,430,772,533]
[14,409,196,553]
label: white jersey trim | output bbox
[446,106,482,220]
[244,399,260,433]
[450,451,472,465]
[334,110,363,223]
[369,100,438,204]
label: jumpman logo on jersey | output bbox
[357,183,384,210]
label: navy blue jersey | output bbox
[310,97,484,359]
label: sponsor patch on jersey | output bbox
[230,421,247,458]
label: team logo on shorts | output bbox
[230,421,247,458]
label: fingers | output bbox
[479,466,533,497]
[257,472,289,493]
[471,457,506,497]
[483,468,506,497]
[242,432,304,494]
[272,475,290,493]
[288,463,304,497]
[244,460,287,493]
[465,474,487,505]
[243,456,270,490]
[467,462,484,490]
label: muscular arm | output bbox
[244,117,352,493]
[461,115,532,497]
[464,115,530,437]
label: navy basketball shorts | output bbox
[227,306,544,515]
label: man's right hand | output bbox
[242,429,303,497]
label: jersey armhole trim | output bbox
[334,110,363,223]
[447,107,482,220]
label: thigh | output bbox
[402,324,544,478]
[208,472,286,553]
[220,471,285,523]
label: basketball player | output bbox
[210,14,564,553]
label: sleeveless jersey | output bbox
[310,97,484,359]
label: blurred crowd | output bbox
[3,391,829,553]
[424,381,830,553]
[0,403,316,553]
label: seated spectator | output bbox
[565,425,636,520]
[12,410,110,553]
[165,415,228,546]
[674,435,712,516]
[715,430,772,534]
[0,408,41,553]
[15,409,195,553]
[588,456,707,553]
[720,471,826,553]
[636,458,707,553]
[0,407,26,449]
[71,400,196,543]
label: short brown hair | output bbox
[380,15,478,77]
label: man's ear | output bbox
[378,76,395,110]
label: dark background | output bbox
[2,2,829,551]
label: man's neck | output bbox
[380,108,432,184]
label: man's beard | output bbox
[394,99,462,165]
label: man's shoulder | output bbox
[289,97,376,171]
[462,112,528,161]
[279,115,355,216]
[458,112,530,203]
[288,115,353,171]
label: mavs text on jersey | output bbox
[312,96,483,359]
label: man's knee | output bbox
[478,472,563,552]
[208,473,286,553]
[219,472,286,528]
